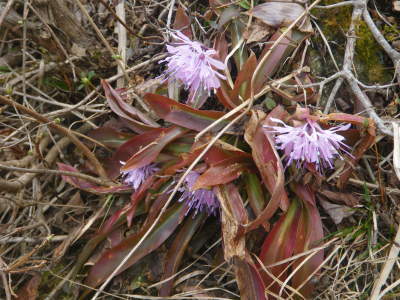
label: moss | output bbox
[382,24,400,42]
[312,0,392,83]
[354,20,391,83]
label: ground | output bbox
[1,0,400,299]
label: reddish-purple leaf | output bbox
[57,163,130,194]
[102,80,159,132]
[231,52,257,103]
[71,205,145,281]
[214,31,229,63]
[253,30,296,93]
[159,213,206,296]
[87,127,134,148]
[259,200,300,297]
[85,202,189,289]
[194,154,253,189]
[216,81,238,109]
[291,184,324,298]
[122,126,188,172]
[144,93,235,132]
[244,108,289,231]
[233,257,267,300]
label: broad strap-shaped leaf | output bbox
[144,93,236,132]
[244,108,289,231]
[163,141,244,175]
[216,81,238,109]
[102,80,159,132]
[194,154,254,189]
[122,126,188,172]
[70,204,146,280]
[291,184,324,298]
[259,199,300,298]
[231,52,257,103]
[57,163,130,194]
[233,256,267,300]
[244,173,267,219]
[106,127,182,178]
[85,202,189,289]
[230,17,248,70]
[87,126,134,148]
[253,30,307,94]
[159,213,206,296]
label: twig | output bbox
[322,0,393,136]
[323,77,344,113]
[0,164,113,187]
[116,0,127,88]
[315,1,355,9]
[0,264,11,300]
[348,178,400,196]
[0,95,107,178]
[0,235,68,244]
[0,123,92,192]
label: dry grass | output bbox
[0,0,399,299]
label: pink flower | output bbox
[264,118,352,171]
[160,31,226,95]
[179,171,219,216]
[120,163,159,190]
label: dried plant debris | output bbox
[0,0,400,299]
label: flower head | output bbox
[264,118,351,171]
[121,163,159,190]
[160,31,226,96]
[179,171,219,216]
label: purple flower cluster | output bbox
[179,171,219,216]
[264,118,351,171]
[121,163,159,190]
[160,31,226,96]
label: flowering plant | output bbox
[59,3,377,299]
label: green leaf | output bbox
[238,0,250,9]
[43,76,69,91]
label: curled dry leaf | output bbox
[245,20,270,44]
[318,198,355,225]
[318,189,359,207]
[250,2,313,32]
[14,274,41,300]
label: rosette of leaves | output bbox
[59,2,376,299]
